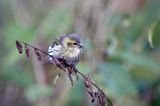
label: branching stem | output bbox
[16,40,113,105]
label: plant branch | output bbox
[16,40,114,106]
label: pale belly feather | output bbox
[48,45,81,65]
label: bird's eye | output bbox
[73,43,77,45]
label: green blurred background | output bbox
[0,0,160,106]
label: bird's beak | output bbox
[78,44,84,48]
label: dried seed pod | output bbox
[75,71,79,81]
[68,73,73,86]
[68,66,74,74]
[16,40,23,54]
[15,40,113,106]
[73,67,79,80]
[88,91,95,103]
[84,75,92,88]
[97,91,107,106]
[94,92,98,97]
[67,66,78,86]
[25,44,30,58]
[53,74,61,86]
[34,48,41,61]
[91,98,95,103]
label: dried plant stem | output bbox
[16,40,113,106]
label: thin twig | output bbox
[17,40,113,105]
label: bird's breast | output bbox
[61,47,81,65]
[64,47,81,58]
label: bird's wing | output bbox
[56,34,66,44]
[48,44,62,62]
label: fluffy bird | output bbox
[48,34,83,67]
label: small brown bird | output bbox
[48,33,83,67]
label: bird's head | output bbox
[60,34,83,48]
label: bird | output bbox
[48,33,83,68]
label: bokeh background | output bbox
[0,0,160,106]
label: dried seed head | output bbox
[67,66,75,86]
[84,75,92,88]
[68,73,73,86]
[91,98,95,103]
[88,91,95,103]
[25,44,30,58]
[34,48,41,61]
[97,91,107,106]
[15,40,113,106]
[16,40,23,54]
[72,67,79,80]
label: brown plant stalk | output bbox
[15,40,114,106]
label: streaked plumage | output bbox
[48,34,83,67]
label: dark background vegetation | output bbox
[0,0,160,106]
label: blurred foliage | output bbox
[25,85,53,102]
[99,62,138,97]
[0,0,160,106]
[148,21,160,48]
[0,66,34,87]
